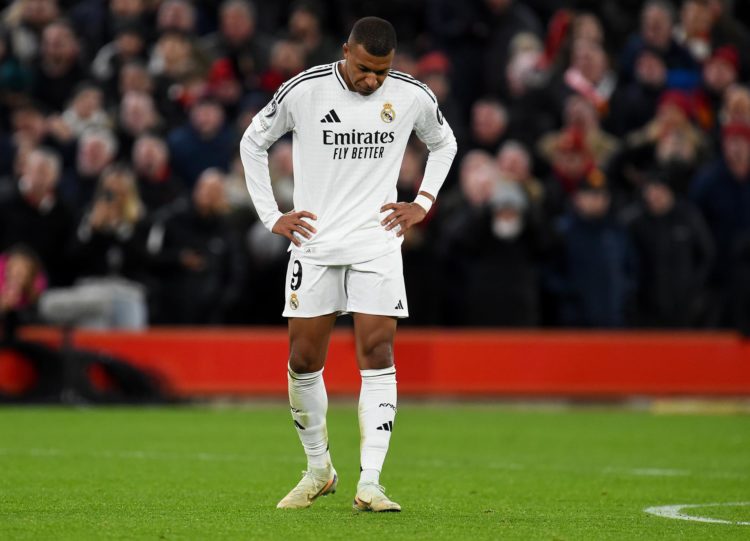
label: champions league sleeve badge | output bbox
[380,103,395,123]
[264,99,278,117]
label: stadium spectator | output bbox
[480,0,544,99]
[571,12,605,46]
[608,48,668,137]
[0,24,34,101]
[624,176,715,327]
[542,127,598,197]
[698,46,741,129]
[456,150,500,209]
[32,20,86,112]
[706,0,750,75]
[467,98,509,154]
[287,1,339,68]
[70,0,149,54]
[497,140,563,223]
[446,180,546,326]
[674,0,715,64]
[502,32,556,148]
[417,51,468,158]
[132,134,186,214]
[259,39,306,94]
[539,94,620,169]
[90,22,148,94]
[117,60,154,100]
[0,147,73,286]
[60,127,119,209]
[436,150,500,324]
[721,85,750,127]
[690,123,750,290]
[156,0,197,36]
[425,0,484,108]
[167,97,234,188]
[147,169,244,324]
[0,245,47,329]
[1,0,60,65]
[41,164,151,329]
[200,0,271,95]
[61,83,111,137]
[9,102,55,149]
[150,31,209,126]
[618,0,697,84]
[547,174,636,328]
[560,38,617,116]
[116,91,163,159]
[612,90,708,197]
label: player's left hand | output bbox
[380,202,427,237]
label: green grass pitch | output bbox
[0,404,748,540]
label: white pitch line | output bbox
[601,466,691,477]
[644,502,750,526]
[629,468,691,477]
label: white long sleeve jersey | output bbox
[240,61,457,265]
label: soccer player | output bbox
[239,17,457,512]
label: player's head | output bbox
[342,17,396,96]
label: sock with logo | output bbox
[358,366,397,485]
[287,364,332,471]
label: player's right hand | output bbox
[272,210,318,247]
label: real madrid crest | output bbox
[381,102,395,123]
[289,293,299,310]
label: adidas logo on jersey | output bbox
[320,109,341,123]
[394,300,404,310]
[376,421,394,432]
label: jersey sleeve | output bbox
[240,94,295,231]
[248,93,295,149]
[413,87,458,199]
[413,88,452,151]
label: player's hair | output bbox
[349,17,397,57]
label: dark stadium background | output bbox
[1,0,749,400]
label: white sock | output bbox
[287,364,331,471]
[358,366,397,485]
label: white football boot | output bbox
[276,466,338,509]
[353,482,401,512]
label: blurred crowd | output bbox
[1,0,749,331]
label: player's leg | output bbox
[277,315,339,509]
[277,258,345,509]
[288,314,337,465]
[347,251,406,512]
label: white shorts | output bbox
[282,249,409,318]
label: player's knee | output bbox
[360,340,394,370]
[288,343,326,373]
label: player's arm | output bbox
[239,97,316,247]
[381,91,457,236]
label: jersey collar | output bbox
[334,60,347,90]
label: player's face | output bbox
[342,42,394,96]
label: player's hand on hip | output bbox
[272,210,317,247]
[380,202,426,237]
